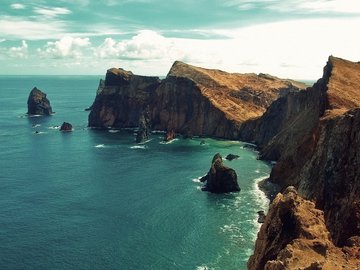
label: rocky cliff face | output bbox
[27,87,53,115]
[88,61,305,138]
[249,56,360,268]
[248,187,360,270]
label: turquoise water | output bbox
[0,76,271,270]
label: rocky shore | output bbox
[87,56,360,269]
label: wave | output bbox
[48,126,60,130]
[130,145,146,149]
[108,129,120,133]
[137,139,152,145]
[95,144,105,148]
[33,131,46,135]
[159,138,179,145]
[192,177,202,183]
[32,124,41,128]
[196,265,213,270]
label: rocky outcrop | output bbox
[248,56,360,268]
[248,187,360,270]
[163,130,176,142]
[225,154,240,161]
[135,109,151,143]
[88,61,306,138]
[60,122,73,131]
[200,153,240,193]
[27,87,53,115]
[88,68,161,128]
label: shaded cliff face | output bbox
[248,187,360,270]
[88,61,305,138]
[88,68,161,128]
[248,56,360,245]
[27,87,53,115]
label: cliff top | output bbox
[168,60,306,91]
[326,56,360,112]
[168,61,307,122]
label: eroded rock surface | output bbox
[27,87,53,116]
[248,187,360,270]
[88,61,306,138]
[200,153,240,193]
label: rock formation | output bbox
[135,109,151,143]
[27,87,53,115]
[163,130,176,142]
[88,61,306,138]
[60,122,73,132]
[248,56,360,268]
[200,153,240,193]
[225,154,240,161]
[248,186,360,270]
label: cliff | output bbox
[248,187,360,270]
[249,56,360,268]
[88,61,306,138]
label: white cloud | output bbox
[33,7,72,18]
[10,3,26,10]
[0,16,68,40]
[95,30,184,60]
[223,0,360,14]
[38,36,91,58]
[9,40,28,58]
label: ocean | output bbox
[0,76,271,270]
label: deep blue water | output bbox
[0,76,271,270]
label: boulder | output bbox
[164,130,176,142]
[27,87,53,115]
[225,154,240,161]
[257,210,266,223]
[60,122,73,132]
[200,153,240,193]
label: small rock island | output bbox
[200,153,240,193]
[27,87,53,116]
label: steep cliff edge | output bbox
[248,187,360,270]
[249,56,360,268]
[88,61,305,138]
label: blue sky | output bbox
[0,0,360,79]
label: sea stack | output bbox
[27,87,53,116]
[60,122,73,132]
[135,109,151,143]
[200,153,240,193]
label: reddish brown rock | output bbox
[163,130,176,142]
[60,122,73,132]
[248,187,360,270]
[88,61,305,138]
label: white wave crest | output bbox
[130,145,146,149]
[95,144,105,148]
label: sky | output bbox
[0,0,360,79]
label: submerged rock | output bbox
[200,153,240,193]
[60,122,73,132]
[225,154,240,161]
[27,87,53,116]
